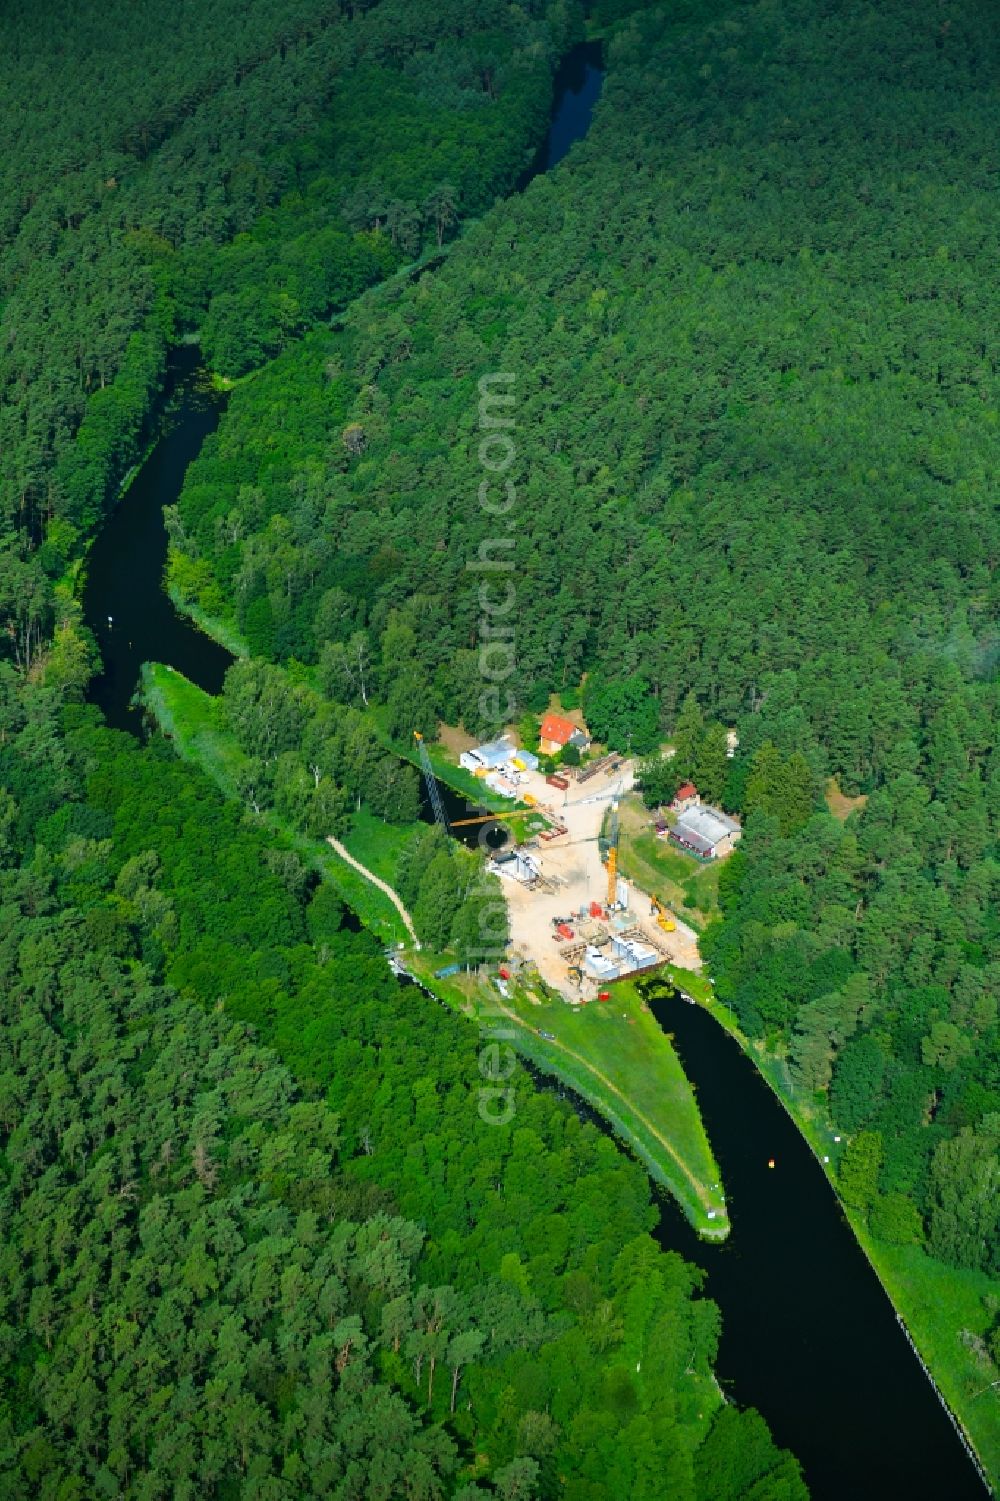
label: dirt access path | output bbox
[326,836,419,946]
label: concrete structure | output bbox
[670,804,742,860]
[611,935,658,970]
[460,737,515,774]
[583,945,620,981]
[498,761,704,997]
[539,713,590,756]
[491,850,541,884]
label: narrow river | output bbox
[82,347,231,731]
[79,39,988,1501]
[83,41,605,733]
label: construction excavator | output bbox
[650,894,676,933]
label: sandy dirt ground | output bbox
[499,760,702,998]
[327,836,418,945]
[540,693,589,732]
[436,722,477,757]
[825,775,868,822]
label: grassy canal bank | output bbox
[141,661,729,1239]
[393,947,727,1239]
[683,974,1000,1488]
[153,588,526,818]
[143,664,998,1478]
[142,664,409,943]
[478,972,728,1236]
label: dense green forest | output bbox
[169,0,999,755]
[2,0,999,1484]
[163,0,1000,1430]
[0,675,805,1497]
[1,0,573,629]
[217,656,507,956]
[0,0,814,1492]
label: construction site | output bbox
[405,728,729,1239]
[415,730,702,1001]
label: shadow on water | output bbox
[397,954,986,1496]
[417,776,512,851]
[639,979,987,1501]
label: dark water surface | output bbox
[82,43,606,730]
[82,346,232,730]
[645,984,987,1501]
[78,43,988,1501]
[527,39,605,179]
[419,776,511,850]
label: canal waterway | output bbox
[644,980,986,1501]
[522,38,604,180]
[78,39,988,1501]
[83,40,605,732]
[82,346,231,732]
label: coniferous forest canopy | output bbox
[167,0,1000,1294]
[2,697,807,1498]
[0,0,810,1496]
[0,0,998,1495]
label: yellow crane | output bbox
[449,813,511,828]
[413,731,449,834]
[449,795,537,827]
[606,804,619,907]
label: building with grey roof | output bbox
[670,803,742,860]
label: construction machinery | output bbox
[413,731,449,834]
[650,894,677,933]
[592,796,623,909]
[606,802,620,908]
[449,812,511,828]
